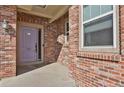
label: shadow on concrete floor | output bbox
[17,63,51,75]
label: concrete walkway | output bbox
[0,63,75,87]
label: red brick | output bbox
[0,5,16,78]
[68,5,124,87]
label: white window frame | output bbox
[79,5,119,53]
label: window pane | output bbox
[91,5,100,18]
[101,5,113,14]
[83,5,90,21]
[84,14,113,46]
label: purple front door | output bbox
[20,26,38,63]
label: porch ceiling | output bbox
[17,5,70,23]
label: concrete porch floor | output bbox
[0,63,75,87]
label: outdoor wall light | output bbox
[2,19,9,32]
[1,19,15,36]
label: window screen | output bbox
[83,5,114,46]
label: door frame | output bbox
[17,22,44,66]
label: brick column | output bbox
[0,5,17,78]
[68,6,79,80]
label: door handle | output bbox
[42,44,45,47]
[35,43,37,53]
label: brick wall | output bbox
[17,11,68,64]
[44,13,68,63]
[56,13,69,65]
[57,44,69,66]
[68,5,124,87]
[0,6,17,78]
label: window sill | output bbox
[79,46,120,53]
[77,51,121,62]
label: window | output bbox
[65,21,69,43]
[81,5,117,48]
